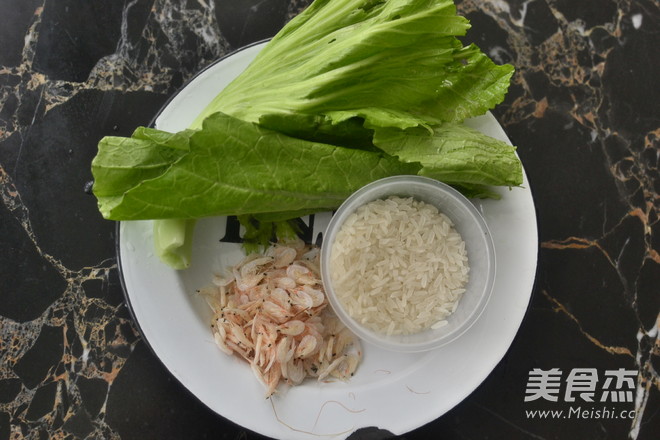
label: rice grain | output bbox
[329,196,469,335]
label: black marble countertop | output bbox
[1,0,658,439]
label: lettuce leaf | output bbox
[91,129,190,199]
[373,123,523,188]
[92,112,420,221]
[191,0,514,141]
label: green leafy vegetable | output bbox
[237,215,302,254]
[191,0,514,142]
[92,0,522,269]
[153,219,197,270]
[91,129,189,200]
[373,123,523,195]
[92,112,420,220]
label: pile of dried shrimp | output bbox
[200,242,362,397]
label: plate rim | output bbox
[114,39,276,429]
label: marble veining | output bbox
[1,0,658,438]
[1,170,136,438]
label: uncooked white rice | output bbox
[329,196,469,335]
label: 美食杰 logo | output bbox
[523,368,638,421]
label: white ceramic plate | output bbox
[118,41,538,439]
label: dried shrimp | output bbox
[200,242,362,397]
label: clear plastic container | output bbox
[320,175,496,352]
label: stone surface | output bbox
[1,0,658,439]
